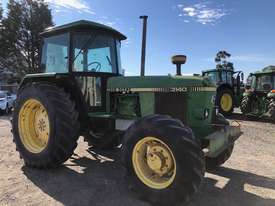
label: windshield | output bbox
[255,75,275,91]
[204,72,218,83]
[73,32,119,73]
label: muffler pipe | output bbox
[140,15,148,76]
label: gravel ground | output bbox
[0,113,275,206]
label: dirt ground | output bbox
[0,113,275,206]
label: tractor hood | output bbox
[107,75,215,91]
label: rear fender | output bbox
[19,73,89,133]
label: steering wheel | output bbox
[87,62,101,72]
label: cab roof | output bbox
[202,68,234,73]
[253,65,275,75]
[40,20,127,40]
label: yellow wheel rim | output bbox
[220,93,233,112]
[132,136,176,190]
[18,99,50,153]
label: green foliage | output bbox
[0,0,53,74]
[215,50,234,71]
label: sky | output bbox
[2,0,275,77]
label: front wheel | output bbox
[122,115,205,206]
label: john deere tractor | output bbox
[12,19,242,206]
[202,51,244,116]
[241,66,275,122]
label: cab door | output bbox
[71,31,120,112]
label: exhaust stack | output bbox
[140,15,148,76]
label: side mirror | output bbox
[171,55,187,76]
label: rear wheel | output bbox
[206,144,234,171]
[122,115,205,206]
[217,89,234,116]
[12,83,80,168]
[267,99,275,122]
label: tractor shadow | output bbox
[227,112,272,124]
[22,149,275,206]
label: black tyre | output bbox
[217,89,234,116]
[122,115,205,206]
[240,96,252,115]
[206,144,234,171]
[12,82,80,168]
[267,99,275,122]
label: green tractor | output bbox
[241,66,275,121]
[12,18,242,206]
[202,51,244,116]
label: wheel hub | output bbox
[132,137,176,189]
[221,93,233,112]
[146,145,173,176]
[18,99,50,153]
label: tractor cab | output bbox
[241,66,275,120]
[247,69,275,93]
[38,20,126,110]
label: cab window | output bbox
[73,32,118,73]
[41,33,69,73]
[221,71,227,82]
[204,72,218,83]
[226,72,233,84]
[256,75,273,91]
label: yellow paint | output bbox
[18,99,50,153]
[221,93,233,112]
[132,136,176,189]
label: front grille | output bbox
[155,93,187,124]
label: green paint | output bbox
[139,93,155,116]
[116,94,139,118]
[187,91,215,138]
[107,75,212,89]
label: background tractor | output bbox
[12,18,242,206]
[202,51,244,116]
[241,66,275,122]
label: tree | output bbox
[215,50,234,71]
[0,0,53,74]
[0,3,3,20]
